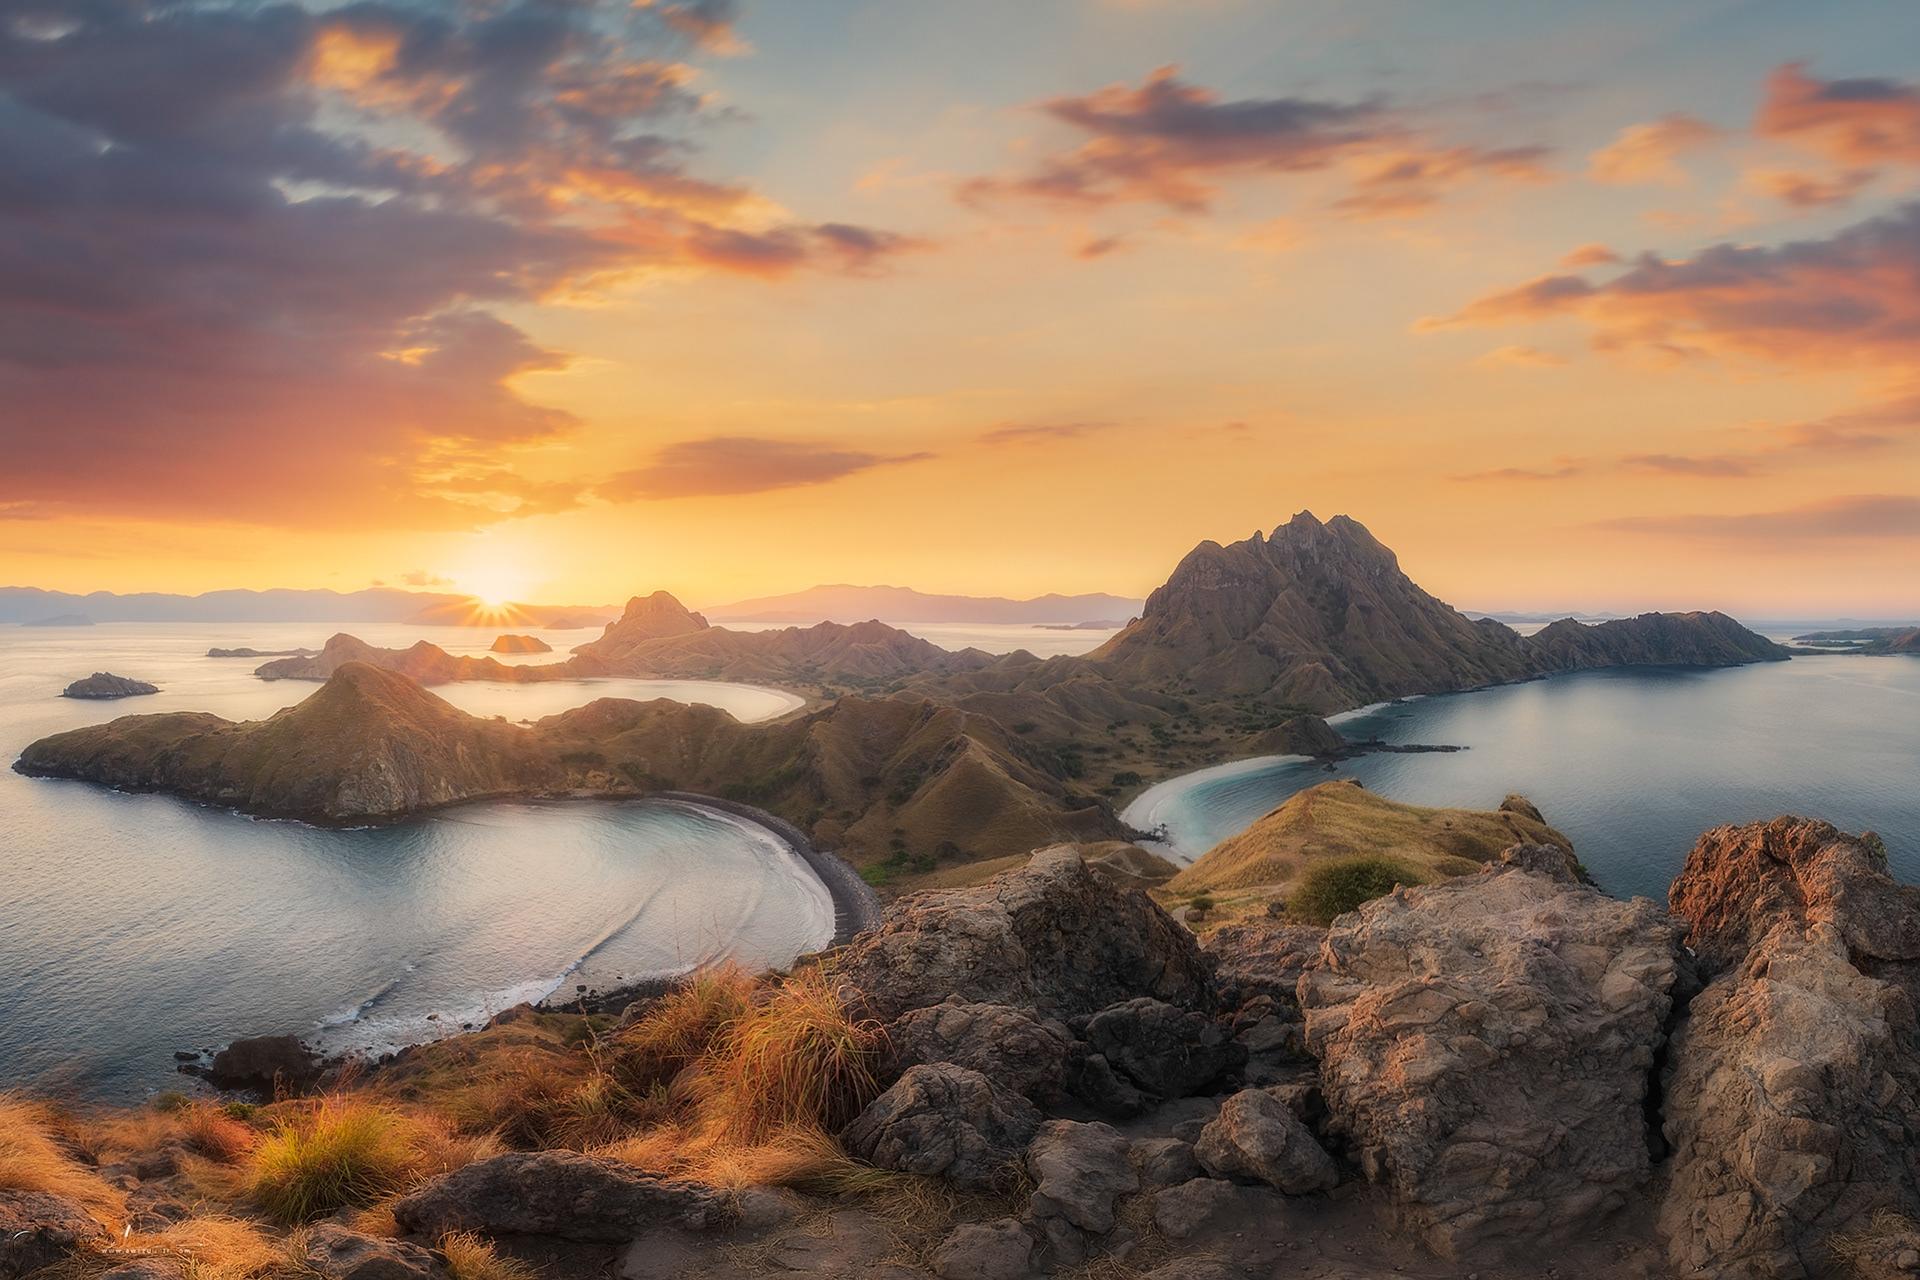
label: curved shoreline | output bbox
[654,791,882,946]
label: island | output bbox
[489,634,552,654]
[60,672,159,699]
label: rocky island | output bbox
[488,634,552,654]
[59,672,159,699]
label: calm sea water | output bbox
[0,623,829,1099]
[1126,657,1920,903]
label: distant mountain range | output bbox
[0,587,619,628]
[701,584,1144,625]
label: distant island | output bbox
[489,634,553,654]
[207,646,317,659]
[1792,626,1920,654]
[60,672,158,699]
[22,612,93,627]
[702,583,1145,625]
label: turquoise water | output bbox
[0,623,830,1098]
[1126,657,1920,903]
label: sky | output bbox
[2,0,1918,616]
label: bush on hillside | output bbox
[1291,856,1425,925]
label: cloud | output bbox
[1560,243,1621,268]
[1598,494,1920,541]
[598,437,935,499]
[1757,63,1920,168]
[958,66,1549,217]
[0,1,919,530]
[978,421,1112,445]
[1474,344,1568,369]
[1419,200,1920,369]
[1452,460,1588,482]
[402,570,455,588]
[1587,114,1721,185]
[1620,453,1757,477]
[1076,235,1128,259]
[1742,166,1877,209]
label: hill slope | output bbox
[1167,779,1572,894]
[703,583,1142,625]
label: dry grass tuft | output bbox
[121,1214,283,1280]
[1831,1208,1920,1275]
[440,1230,538,1280]
[0,1094,127,1225]
[246,1097,425,1223]
[609,965,757,1089]
[707,967,883,1142]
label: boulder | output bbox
[1661,818,1920,1278]
[930,1219,1035,1280]
[1026,1120,1140,1236]
[835,849,1213,1022]
[1131,1137,1201,1188]
[1298,847,1684,1259]
[0,1191,106,1280]
[392,1151,726,1242]
[1062,1050,1151,1117]
[1150,1179,1242,1242]
[840,1065,1040,1191]
[1081,998,1242,1100]
[1191,1089,1337,1194]
[206,1034,320,1095]
[1669,816,1920,994]
[303,1224,445,1280]
[1202,919,1327,1011]
[881,1000,1074,1101]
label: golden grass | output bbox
[706,967,883,1142]
[244,1096,498,1223]
[609,965,757,1089]
[1831,1208,1920,1275]
[119,1215,283,1280]
[440,1231,538,1280]
[88,1099,259,1167]
[1165,778,1569,897]
[0,1094,127,1225]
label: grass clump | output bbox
[1290,854,1426,924]
[441,1230,538,1280]
[122,1214,283,1280]
[0,1094,126,1225]
[246,1097,426,1222]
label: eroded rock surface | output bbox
[392,1151,726,1242]
[1081,998,1242,1100]
[881,999,1073,1101]
[1192,1089,1337,1194]
[840,1064,1040,1191]
[1662,818,1920,1278]
[1298,846,1683,1259]
[835,849,1213,1022]
[0,1190,105,1280]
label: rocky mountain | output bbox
[1166,780,1570,895]
[254,634,540,685]
[702,583,1144,625]
[569,593,997,687]
[17,663,1122,860]
[1089,512,1536,712]
[17,663,558,821]
[1524,611,1788,669]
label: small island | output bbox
[23,613,94,627]
[61,672,159,699]
[489,634,553,654]
[207,646,317,658]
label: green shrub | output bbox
[1291,856,1425,925]
[248,1099,422,1222]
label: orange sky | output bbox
[1,3,1916,616]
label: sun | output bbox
[454,565,532,610]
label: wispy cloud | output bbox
[598,437,935,499]
[1587,114,1722,185]
[978,422,1113,445]
[1598,494,1920,541]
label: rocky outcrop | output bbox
[0,1190,105,1280]
[61,672,158,699]
[1080,998,1242,1100]
[1192,1089,1338,1194]
[1025,1120,1139,1262]
[839,1064,1040,1191]
[303,1224,446,1280]
[930,1218,1035,1280]
[1660,818,1920,1278]
[391,1151,726,1241]
[880,999,1074,1101]
[489,634,551,654]
[1298,845,1684,1260]
[206,1034,320,1095]
[254,634,536,685]
[834,848,1213,1022]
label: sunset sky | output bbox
[3,0,1918,615]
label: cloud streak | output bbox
[1599,494,1920,541]
[598,437,935,499]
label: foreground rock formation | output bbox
[1661,818,1920,1278]
[1300,843,1684,1259]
